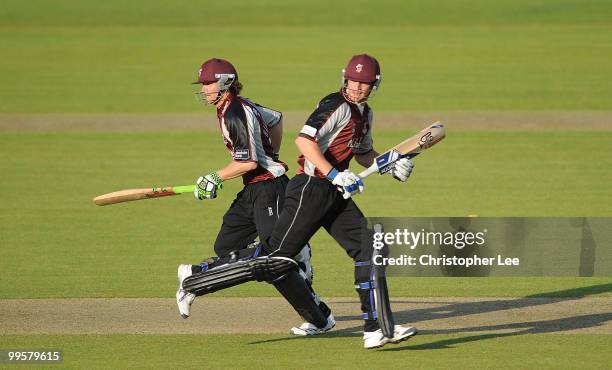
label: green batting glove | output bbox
[194,172,223,200]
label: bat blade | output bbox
[359,122,445,178]
[393,122,445,157]
[93,185,195,206]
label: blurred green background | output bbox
[1,0,612,112]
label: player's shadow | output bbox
[381,283,612,351]
[383,312,612,351]
[388,283,612,329]
[248,283,612,347]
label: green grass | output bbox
[1,334,611,369]
[1,1,612,112]
[3,0,612,27]
[1,130,610,298]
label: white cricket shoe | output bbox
[363,325,418,349]
[290,313,336,336]
[363,329,391,349]
[390,325,418,343]
[176,264,195,319]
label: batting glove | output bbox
[327,168,364,199]
[389,158,414,182]
[194,172,223,200]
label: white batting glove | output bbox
[194,172,223,200]
[389,158,414,182]
[327,168,364,199]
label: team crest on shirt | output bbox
[348,137,364,148]
[348,119,369,148]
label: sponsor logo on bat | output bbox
[419,131,434,148]
[376,150,401,174]
[418,125,444,149]
[146,186,174,198]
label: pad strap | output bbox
[355,281,376,290]
[362,312,378,320]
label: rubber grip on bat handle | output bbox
[173,185,196,194]
[358,164,379,179]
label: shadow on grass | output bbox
[383,283,612,351]
[384,313,612,351]
[249,283,612,347]
[525,283,612,298]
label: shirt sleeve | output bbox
[255,104,282,128]
[299,93,347,142]
[224,101,257,162]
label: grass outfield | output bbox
[2,1,612,112]
[1,334,611,369]
[1,129,610,298]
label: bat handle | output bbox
[357,152,420,180]
[172,185,196,194]
[358,164,379,179]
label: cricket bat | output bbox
[93,185,195,206]
[358,122,445,179]
[94,123,444,206]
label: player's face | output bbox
[345,80,372,103]
[201,83,222,105]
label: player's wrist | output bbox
[326,168,339,181]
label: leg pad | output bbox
[183,256,298,296]
[274,270,328,328]
[372,265,395,338]
[372,223,395,338]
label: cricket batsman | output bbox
[176,58,334,334]
[181,54,417,348]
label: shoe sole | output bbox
[390,328,419,344]
[176,284,193,319]
[177,265,193,319]
[364,337,391,349]
[365,329,418,349]
[177,265,191,285]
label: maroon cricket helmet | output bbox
[193,58,238,89]
[342,54,381,87]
